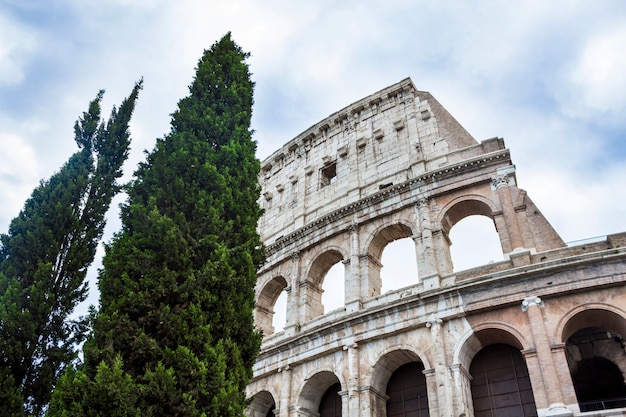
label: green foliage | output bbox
[51,33,263,416]
[0,82,141,416]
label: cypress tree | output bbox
[50,33,263,416]
[0,82,142,416]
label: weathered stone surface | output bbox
[247,78,626,417]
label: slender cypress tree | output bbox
[50,33,263,416]
[0,82,141,416]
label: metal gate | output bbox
[470,344,537,417]
[319,383,342,417]
[386,362,430,417]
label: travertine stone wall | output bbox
[246,79,626,417]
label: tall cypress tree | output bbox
[0,82,141,416]
[50,33,263,416]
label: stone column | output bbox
[427,313,452,417]
[522,296,573,417]
[345,343,360,416]
[278,365,293,417]
[362,386,387,417]
[492,173,524,252]
[423,368,440,416]
[414,198,437,278]
[551,343,579,409]
[285,251,301,335]
[449,363,473,417]
[345,222,362,313]
[359,253,382,299]
[300,279,323,322]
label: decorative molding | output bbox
[265,150,511,256]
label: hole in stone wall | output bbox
[320,163,337,187]
[449,215,502,271]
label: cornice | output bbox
[263,148,511,260]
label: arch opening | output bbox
[272,290,287,333]
[440,199,504,273]
[256,276,288,336]
[321,262,345,314]
[380,238,419,293]
[299,371,342,416]
[246,390,276,417]
[386,362,429,417]
[319,382,342,417]
[368,223,415,298]
[566,327,626,412]
[306,250,346,320]
[469,343,537,417]
[449,215,502,272]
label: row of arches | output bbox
[248,307,626,416]
[259,214,503,335]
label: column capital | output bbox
[521,296,544,311]
[416,196,429,209]
[491,173,511,189]
[425,313,443,328]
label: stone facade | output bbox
[246,78,626,417]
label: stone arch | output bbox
[297,370,343,416]
[454,322,529,370]
[469,343,538,417]
[435,195,503,274]
[246,390,277,417]
[558,305,626,411]
[364,221,416,298]
[306,248,347,287]
[303,248,348,321]
[557,304,626,343]
[370,348,431,417]
[255,275,289,336]
[459,324,536,417]
[438,195,497,237]
[366,221,416,260]
[370,347,430,394]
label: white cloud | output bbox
[566,24,626,123]
[0,132,40,230]
[0,12,38,86]
[1,0,625,315]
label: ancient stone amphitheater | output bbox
[245,78,626,417]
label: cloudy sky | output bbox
[1,1,626,317]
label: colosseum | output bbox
[245,78,626,417]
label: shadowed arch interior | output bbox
[299,371,342,415]
[470,343,537,417]
[561,308,626,342]
[246,390,276,417]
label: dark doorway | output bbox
[319,382,342,417]
[386,362,430,417]
[567,327,626,412]
[470,343,537,417]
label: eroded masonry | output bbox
[245,78,626,417]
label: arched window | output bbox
[470,344,537,417]
[386,362,429,417]
[449,215,502,271]
[380,238,418,293]
[566,327,626,411]
[272,290,287,332]
[321,261,345,314]
[319,382,342,417]
[256,276,288,336]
